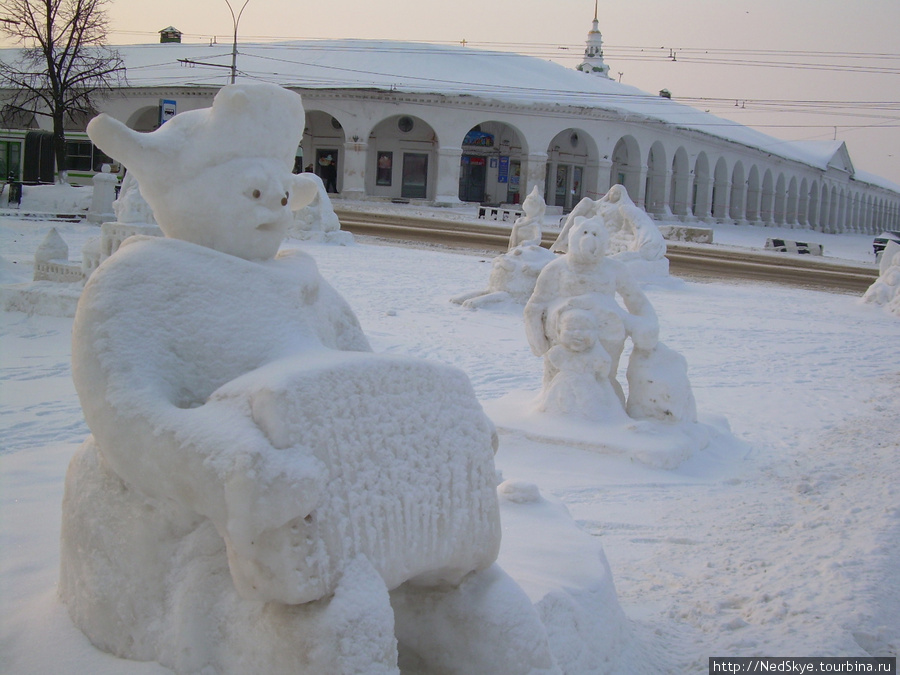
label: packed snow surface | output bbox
[1,189,898,673]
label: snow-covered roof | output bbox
[5,39,898,192]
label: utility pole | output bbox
[225,0,251,84]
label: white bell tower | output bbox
[577,1,610,78]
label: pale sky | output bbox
[5,0,900,185]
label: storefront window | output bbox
[401,153,428,199]
[376,151,393,186]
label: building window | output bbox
[0,140,22,180]
[376,151,393,186]
[66,141,94,172]
[398,116,414,133]
[65,140,115,173]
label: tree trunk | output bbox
[52,106,68,184]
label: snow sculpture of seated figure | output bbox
[451,186,555,308]
[551,185,667,277]
[60,82,557,675]
[526,215,696,424]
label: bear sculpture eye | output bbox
[281,192,288,206]
[252,189,261,199]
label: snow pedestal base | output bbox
[485,392,711,470]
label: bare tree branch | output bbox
[0,0,125,182]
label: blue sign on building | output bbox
[498,155,510,184]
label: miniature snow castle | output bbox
[60,83,558,674]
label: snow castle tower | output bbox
[576,1,611,78]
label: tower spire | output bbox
[577,1,610,78]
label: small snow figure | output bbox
[61,82,558,675]
[289,171,353,244]
[451,186,554,308]
[508,185,545,250]
[536,306,628,423]
[112,172,155,224]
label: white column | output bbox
[524,152,549,200]
[434,146,463,206]
[341,141,368,200]
[596,157,612,197]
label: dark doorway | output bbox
[458,155,486,203]
[23,131,54,184]
[401,153,428,199]
[316,149,338,193]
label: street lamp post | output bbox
[225,0,251,84]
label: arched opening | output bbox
[645,142,668,217]
[544,127,597,210]
[609,135,641,204]
[798,178,809,227]
[746,166,761,222]
[774,173,787,225]
[302,111,348,194]
[669,147,690,218]
[457,120,526,204]
[365,114,437,200]
[692,152,711,219]
[786,176,799,226]
[126,106,162,132]
[760,169,774,224]
[729,162,746,221]
[819,184,830,233]
[808,181,819,229]
[712,156,729,221]
[827,186,839,233]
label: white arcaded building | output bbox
[3,17,898,234]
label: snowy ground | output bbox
[1,185,898,673]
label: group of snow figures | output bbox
[59,81,696,675]
[455,179,695,427]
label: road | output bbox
[335,208,878,295]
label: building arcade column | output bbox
[341,140,368,200]
[434,146,464,206]
[595,157,612,197]
[695,176,714,223]
[524,152,549,201]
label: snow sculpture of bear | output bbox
[526,215,696,425]
[60,83,557,675]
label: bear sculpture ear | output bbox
[217,86,251,112]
